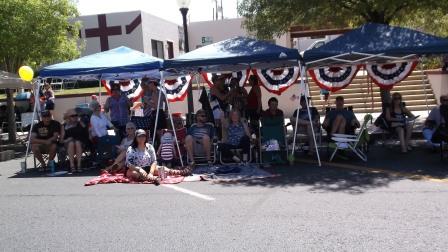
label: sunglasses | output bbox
[137,135,146,138]
[197,114,206,117]
[126,127,135,130]
[441,99,448,102]
[70,114,78,118]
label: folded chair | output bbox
[259,116,288,164]
[329,114,372,162]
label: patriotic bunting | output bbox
[254,67,300,95]
[102,79,143,102]
[366,61,418,89]
[201,72,214,87]
[230,70,250,87]
[164,75,192,102]
[308,66,360,92]
[201,70,250,87]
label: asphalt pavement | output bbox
[1,146,448,251]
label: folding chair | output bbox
[186,122,217,165]
[259,116,288,164]
[329,114,373,162]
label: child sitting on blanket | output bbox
[157,130,176,168]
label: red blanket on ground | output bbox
[84,171,184,186]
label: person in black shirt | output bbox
[31,110,61,171]
[60,109,89,173]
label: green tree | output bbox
[238,0,448,105]
[238,0,448,39]
[0,0,81,143]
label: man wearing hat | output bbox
[31,110,61,171]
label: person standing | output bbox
[42,82,55,113]
[246,75,262,132]
[104,84,132,138]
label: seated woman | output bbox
[104,122,136,172]
[290,96,320,156]
[125,129,192,184]
[385,92,416,153]
[89,101,120,163]
[219,109,251,163]
[61,109,89,173]
[322,96,360,135]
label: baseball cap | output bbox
[135,129,147,137]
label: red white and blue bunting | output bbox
[102,79,143,102]
[164,75,192,102]
[254,67,300,95]
[230,70,250,87]
[308,66,360,92]
[366,61,418,89]
[201,72,214,87]
[201,70,250,87]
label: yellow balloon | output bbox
[18,66,34,82]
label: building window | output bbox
[151,39,164,59]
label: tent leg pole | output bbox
[98,78,102,104]
[23,79,41,172]
[303,67,321,167]
[420,57,430,115]
[161,73,184,167]
[152,78,163,145]
[291,66,303,157]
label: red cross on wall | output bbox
[85,14,122,51]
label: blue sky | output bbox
[76,0,239,24]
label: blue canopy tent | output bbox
[303,23,448,68]
[163,36,323,165]
[21,47,171,173]
[164,36,303,74]
[297,23,448,163]
[39,46,163,80]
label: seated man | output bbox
[322,96,360,135]
[262,97,284,119]
[291,96,320,155]
[185,109,215,165]
[31,110,61,171]
[423,94,448,145]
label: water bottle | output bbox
[49,160,55,174]
[159,166,166,181]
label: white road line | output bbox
[162,184,216,201]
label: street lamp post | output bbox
[177,0,194,125]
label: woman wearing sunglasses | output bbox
[125,129,191,184]
[385,92,416,153]
[61,109,89,173]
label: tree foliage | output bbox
[0,0,82,73]
[238,0,448,39]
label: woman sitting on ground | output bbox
[104,122,137,173]
[125,129,191,184]
[385,92,416,153]
[60,109,89,173]
[219,109,251,163]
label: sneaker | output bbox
[232,156,241,163]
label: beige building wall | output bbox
[141,11,181,59]
[78,11,145,56]
[188,18,291,49]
